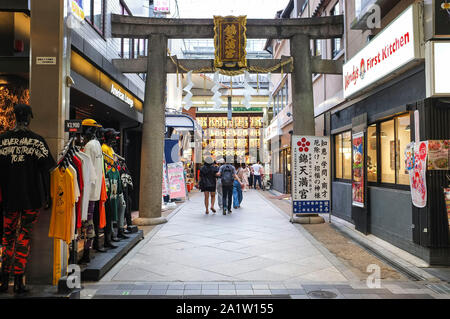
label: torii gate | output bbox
[111,14,344,226]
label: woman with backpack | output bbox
[199,157,219,214]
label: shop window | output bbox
[334,131,351,180]
[85,0,105,36]
[371,113,411,185]
[367,124,377,182]
[122,38,130,59]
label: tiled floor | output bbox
[82,190,447,299]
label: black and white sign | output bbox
[36,57,57,65]
[292,136,331,214]
[64,120,83,133]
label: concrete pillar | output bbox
[134,34,168,226]
[290,34,315,136]
[289,34,324,224]
[28,0,70,284]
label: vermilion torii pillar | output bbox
[111,15,344,225]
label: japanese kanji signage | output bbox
[214,16,247,70]
[292,136,330,214]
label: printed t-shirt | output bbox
[49,167,75,244]
[77,151,96,222]
[102,143,116,165]
[84,139,103,201]
[0,129,55,212]
[105,167,122,221]
[252,164,263,176]
[99,175,107,229]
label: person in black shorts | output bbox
[199,157,219,214]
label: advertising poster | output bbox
[427,140,450,170]
[410,141,428,208]
[71,0,85,21]
[162,157,169,197]
[167,162,186,199]
[292,136,330,214]
[444,188,450,227]
[352,132,364,207]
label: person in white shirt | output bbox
[252,161,263,190]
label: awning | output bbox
[165,113,202,132]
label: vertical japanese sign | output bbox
[352,132,365,207]
[292,136,330,214]
[213,16,247,69]
[167,162,186,199]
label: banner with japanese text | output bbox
[292,136,330,214]
[167,162,186,199]
[352,132,365,207]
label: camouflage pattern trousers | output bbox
[1,210,39,275]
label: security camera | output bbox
[287,112,292,117]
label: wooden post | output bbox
[134,34,168,226]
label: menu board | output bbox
[167,162,186,199]
[352,132,365,208]
[292,136,330,214]
[427,140,450,170]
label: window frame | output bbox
[367,112,411,190]
[84,0,106,38]
[330,1,342,58]
[334,130,352,182]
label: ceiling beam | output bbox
[111,14,344,39]
[112,57,342,75]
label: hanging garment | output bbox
[102,143,116,165]
[71,155,83,231]
[83,139,103,201]
[120,167,133,227]
[67,164,80,241]
[99,175,107,229]
[48,167,75,244]
[105,167,122,222]
[0,129,55,212]
[77,151,96,223]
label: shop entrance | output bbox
[110,14,344,226]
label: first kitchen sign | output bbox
[292,136,331,215]
[343,4,422,98]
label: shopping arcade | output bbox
[109,13,344,226]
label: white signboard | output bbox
[343,4,421,98]
[292,136,331,214]
[154,0,170,13]
[110,84,134,108]
[264,118,281,141]
[36,57,56,65]
[426,41,450,97]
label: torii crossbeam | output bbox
[110,15,344,226]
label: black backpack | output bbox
[221,165,234,186]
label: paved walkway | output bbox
[82,190,448,299]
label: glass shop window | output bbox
[335,131,352,180]
[367,124,377,182]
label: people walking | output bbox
[198,157,219,214]
[216,158,224,210]
[217,161,242,215]
[233,164,243,208]
[248,164,254,189]
[241,164,249,192]
[252,161,263,190]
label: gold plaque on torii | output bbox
[214,16,247,70]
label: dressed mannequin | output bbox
[0,104,55,294]
[102,129,122,243]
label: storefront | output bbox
[324,4,450,265]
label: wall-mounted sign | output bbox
[264,118,281,141]
[70,0,85,21]
[36,57,56,65]
[426,41,450,97]
[424,0,450,40]
[292,136,330,214]
[352,132,365,208]
[110,84,134,108]
[427,140,450,170]
[154,0,170,13]
[343,4,422,99]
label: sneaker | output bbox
[223,210,226,215]
[228,209,232,214]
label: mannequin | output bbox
[0,104,55,294]
[81,119,117,255]
[102,129,122,243]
